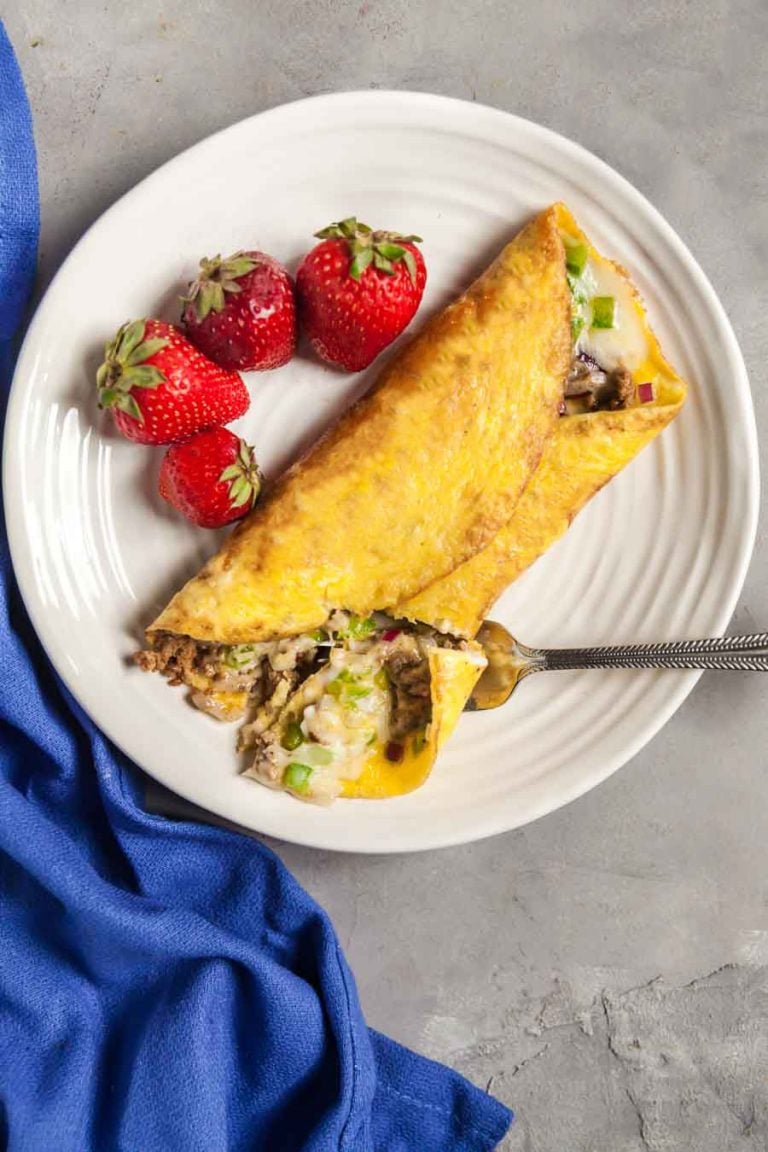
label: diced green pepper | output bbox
[326,667,375,706]
[590,296,616,330]
[345,684,372,700]
[565,241,588,277]
[566,272,588,304]
[345,615,376,640]
[571,313,585,342]
[309,628,328,643]
[283,763,313,793]
[281,721,304,751]
[306,744,333,766]
[223,644,258,669]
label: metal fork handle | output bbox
[537,633,768,673]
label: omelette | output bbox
[137,204,686,803]
[397,203,687,636]
[400,207,686,640]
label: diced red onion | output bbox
[637,382,654,404]
[382,628,401,642]
[385,741,404,763]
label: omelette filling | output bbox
[137,612,464,803]
[561,233,655,415]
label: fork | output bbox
[469,620,768,710]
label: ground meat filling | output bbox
[134,633,318,722]
[561,352,635,415]
[384,636,432,740]
[134,634,219,687]
[136,615,462,758]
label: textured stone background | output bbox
[5,1,768,1147]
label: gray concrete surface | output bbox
[5,1,768,1147]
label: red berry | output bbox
[181,250,296,371]
[296,217,427,372]
[158,427,262,529]
[96,319,249,445]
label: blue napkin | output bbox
[0,24,512,1152]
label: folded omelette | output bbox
[138,207,569,802]
[137,204,686,803]
[397,203,687,636]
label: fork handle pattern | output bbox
[538,633,768,673]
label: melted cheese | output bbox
[576,258,648,372]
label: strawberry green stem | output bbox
[182,252,258,322]
[96,320,168,422]
[314,218,422,283]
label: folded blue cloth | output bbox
[0,23,512,1152]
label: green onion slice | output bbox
[345,615,376,640]
[283,763,313,793]
[590,296,616,330]
[304,744,333,767]
[345,684,372,700]
[281,721,304,751]
[565,240,588,277]
[223,644,258,669]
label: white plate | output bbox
[4,92,758,853]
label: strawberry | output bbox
[295,217,427,372]
[97,319,249,445]
[181,250,296,371]
[158,427,262,528]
